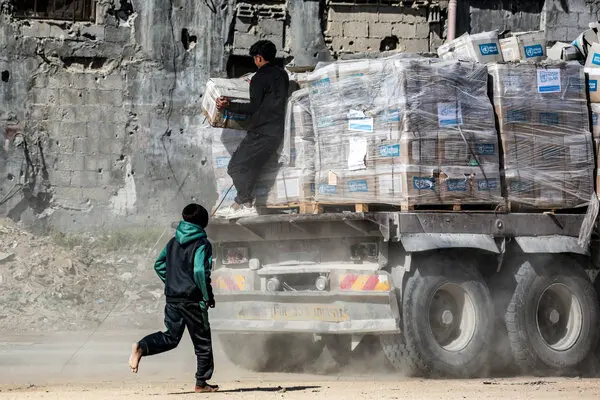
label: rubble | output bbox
[0,218,168,333]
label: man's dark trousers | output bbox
[138,302,213,386]
[228,131,282,204]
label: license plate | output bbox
[237,303,349,322]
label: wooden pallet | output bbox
[399,202,508,213]
[259,201,509,214]
[259,202,370,214]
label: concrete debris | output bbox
[0,218,165,334]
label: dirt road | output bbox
[1,331,600,399]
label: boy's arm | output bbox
[227,75,266,115]
[193,243,214,305]
[153,246,167,283]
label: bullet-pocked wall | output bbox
[461,0,600,41]
[0,0,236,233]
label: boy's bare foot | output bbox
[128,343,143,373]
[195,383,219,393]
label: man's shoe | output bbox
[195,383,219,393]
[214,204,237,218]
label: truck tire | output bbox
[382,254,494,377]
[504,256,599,375]
[323,335,352,366]
[267,334,324,372]
[218,333,272,372]
[219,333,324,372]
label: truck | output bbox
[202,52,600,378]
[205,205,600,377]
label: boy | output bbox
[215,40,290,218]
[128,203,218,393]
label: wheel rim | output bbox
[536,283,583,351]
[428,283,477,352]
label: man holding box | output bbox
[215,40,290,218]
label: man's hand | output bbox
[208,298,216,308]
[216,96,230,111]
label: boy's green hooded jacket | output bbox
[153,221,214,309]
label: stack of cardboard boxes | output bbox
[489,62,594,208]
[254,89,316,206]
[584,36,600,193]
[307,56,503,206]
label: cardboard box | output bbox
[371,134,438,167]
[562,168,594,208]
[437,31,504,63]
[548,42,580,61]
[586,67,600,102]
[342,170,378,202]
[201,76,253,130]
[574,27,600,60]
[255,168,315,206]
[500,132,535,170]
[585,42,600,69]
[592,104,600,139]
[500,31,547,62]
[505,168,536,205]
[397,165,440,205]
[438,131,499,167]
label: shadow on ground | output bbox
[167,385,321,395]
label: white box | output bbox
[437,31,504,64]
[500,31,547,62]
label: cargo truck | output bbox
[205,206,600,377]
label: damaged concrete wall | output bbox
[462,0,600,42]
[0,0,236,233]
[325,3,445,56]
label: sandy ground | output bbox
[1,331,600,399]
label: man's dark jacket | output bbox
[228,63,290,137]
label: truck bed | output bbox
[208,211,587,250]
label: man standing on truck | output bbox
[215,40,290,218]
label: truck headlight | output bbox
[266,277,281,292]
[315,275,329,291]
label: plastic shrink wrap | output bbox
[308,56,502,207]
[489,62,594,209]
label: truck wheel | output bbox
[268,334,325,372]
[323,335,352,366]
[391,254,494,377]
[505,256,599,375]
[218,333,272,372]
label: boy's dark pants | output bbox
[138,302,214,386]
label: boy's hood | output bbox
[175,221,207,244]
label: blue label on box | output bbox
[413,177,435,190]
[446,179,468,192]
[594,114,599,126]
[476,143,496,155]
[478,179,498,191]
[590,80,598,92]
[215,156,230,168]
[539,112,560,125]
[479,43,499,56]
[568,77,585,92]
[593,53,600,65]
[312,77,331,88]
[507,109,527,123]
[224,111,248,121]
[379,144,400,158]
[318,184,337,195]
[348,179,369,193]
[524,44,544,58]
